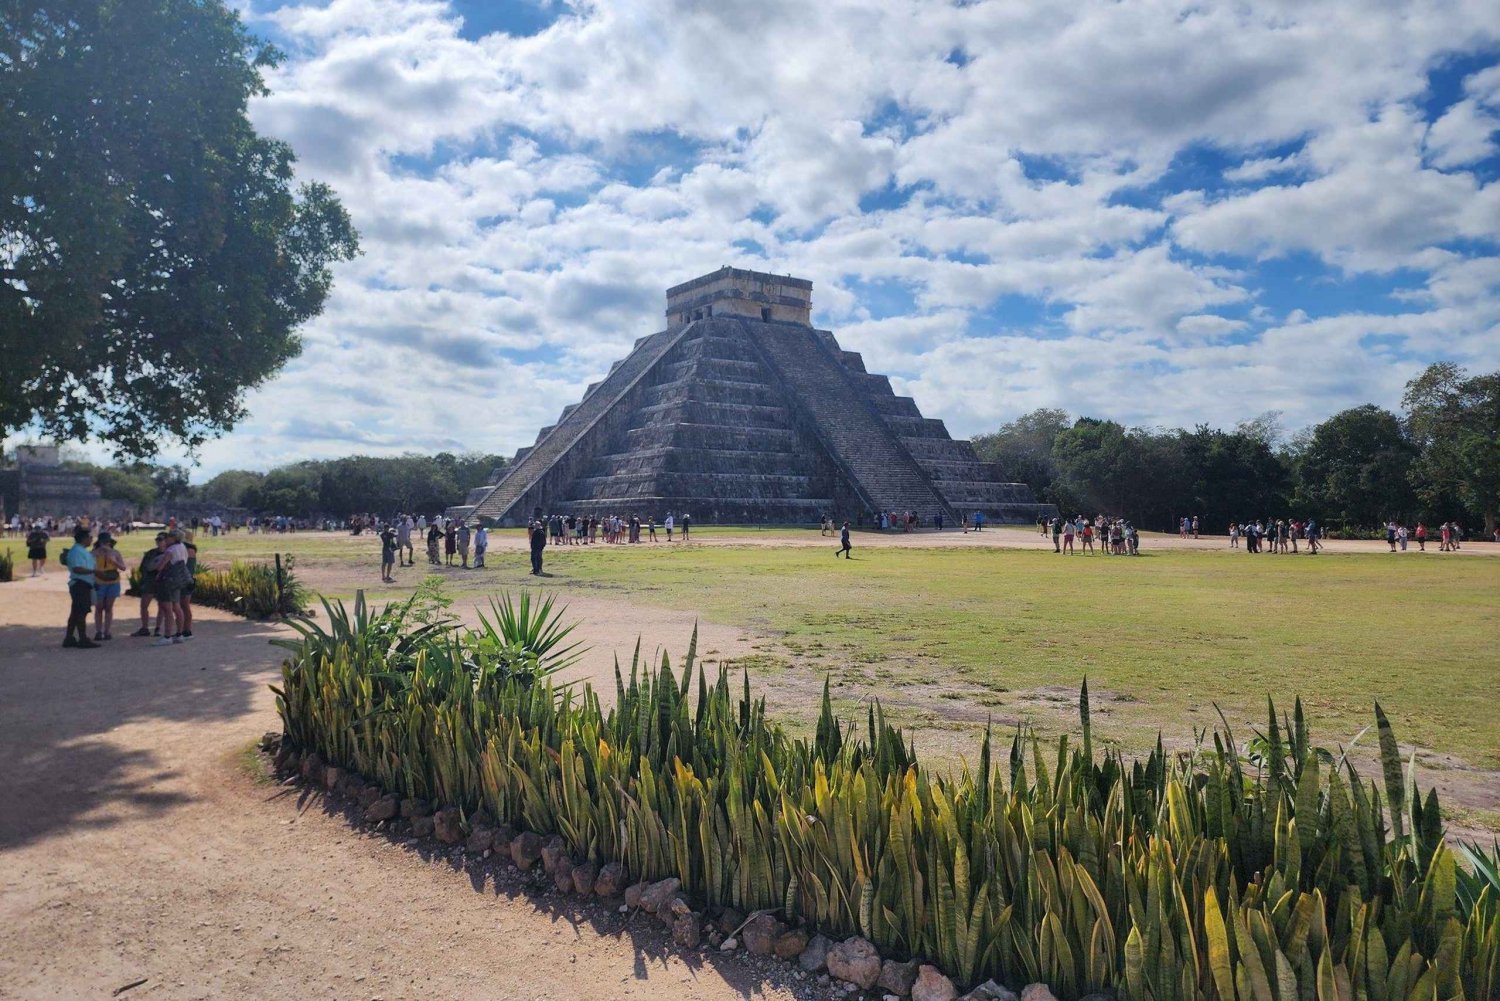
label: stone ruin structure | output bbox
[2,444,123,521]
[452,267,1055,526]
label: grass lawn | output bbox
[184,528,1500,782]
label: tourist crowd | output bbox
[1037,515,1143,555]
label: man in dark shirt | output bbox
[528,517,547,575]
[836,521,852,559]
[380,525,398,582]
[132,533,168,637]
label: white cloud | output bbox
[109,0,1500,479]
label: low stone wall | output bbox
[260,732,1085,1001]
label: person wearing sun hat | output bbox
[90,531,128,641]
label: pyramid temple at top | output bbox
[452,267,1055,527]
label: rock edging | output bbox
[262,733,1089,1001]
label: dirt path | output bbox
[454,525,1500,556]
[0,574,800,1001]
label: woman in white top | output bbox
[154,532,191,645]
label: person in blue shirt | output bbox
[62,525,99,649]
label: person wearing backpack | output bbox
[61,526,99,648]
[133,533,168,637]
[153,531,191,645]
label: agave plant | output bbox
[273,604,1500,1001]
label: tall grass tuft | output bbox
[193,558,309,619]
[0,548,13,582]
[276,599,1500,1000]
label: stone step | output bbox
[749,320,953,520]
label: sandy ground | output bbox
[462,524,1500,556]
[0,573,803,1001]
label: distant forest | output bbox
[51,452,506,519]
[26,363,1497,533]
[972,363,1499,534]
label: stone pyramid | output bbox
[454,267,1054,527]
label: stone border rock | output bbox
[262,733,1092,1001]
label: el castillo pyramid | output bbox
[453,267,1054,527]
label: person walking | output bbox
[457,521,471,568]
[90,531,127,641]
[61,526,99,648]
[836,521,852,559]
[1415,521,1427,551]
[1051,517,1062,553]
[665,513,674,541]
[398,515,414,567]
[473,524,488,568]
[528,516,547,575]
[27,523,52,577]
[426,521,441,565]
[444,521,457,565]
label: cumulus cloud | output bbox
[110,0,1500,477]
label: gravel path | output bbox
[0,573,798,1000]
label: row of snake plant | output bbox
[273,593,1500,1000]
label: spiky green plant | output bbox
[192,558,309,618]
[0,547,13,582]
[274,601,1500,1001]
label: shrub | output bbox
[193,557,310,619]
[275,600,1500,999]
[0,548,13,582]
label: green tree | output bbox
[971,408,1069,504]
[0,0,359,457]
[1291,405,1415,530]
[151,464,192,502]
[256,464,321,516]
[93,465,157,509]
[1402,363,1500,534]
[199,469,265,508]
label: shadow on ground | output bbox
[268,779,804,1000]
[0,615,286,850]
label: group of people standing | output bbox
[1229,520,1322,554]
[370,514,490,582]
[544,511,690,544]
[1381,520,1469,552]
[56,525,197,649]
[368,510,698,582]
[1041,516,1141,555]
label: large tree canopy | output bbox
[1403,363,1500,533]
[0,0,358,457]
[1291,405,1416,529]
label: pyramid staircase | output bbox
[453,269,1056,527]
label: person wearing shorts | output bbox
[62,526,99,648]
[154,531,190,645]
[91,531,127,641]
[177,541,198,639]
[26,524,50,577]
[134,534,167,636]
[380,525,397,582]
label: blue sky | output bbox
[105,0,1500,476]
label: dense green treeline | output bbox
[47,452,505,518]
[973,363,1500,534]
